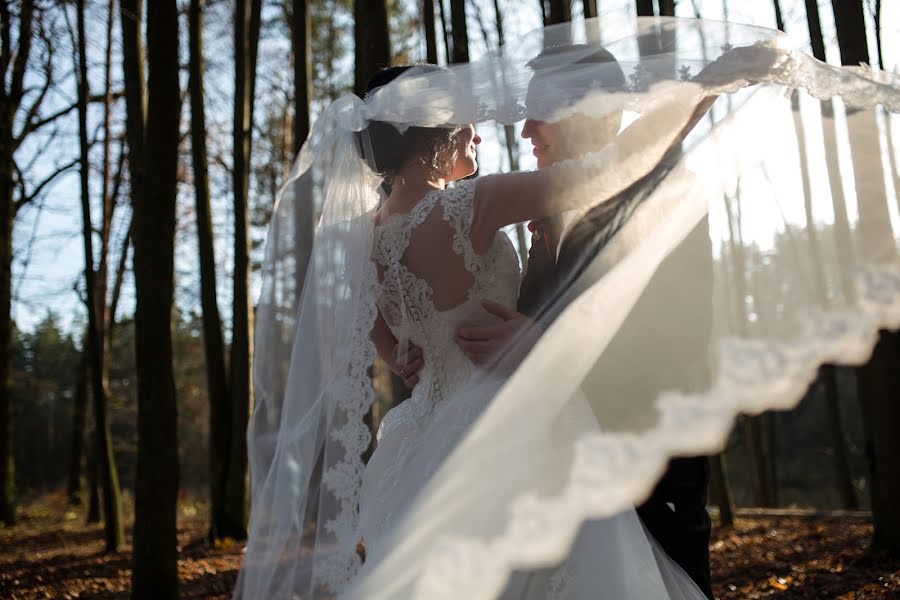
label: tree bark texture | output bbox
[76,0,124,552]
[222,0,263,541]
[130,0,181,596]
[424,0,438,64]
[0,0,37,528]
[189,0,231,541]
[354,0,391,96]
[449,0,469,63]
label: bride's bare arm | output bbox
[468,90,713,251]
[371,309,423,388]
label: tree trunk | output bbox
[438,0,452,64]
[583,0,597,19]
[292,0,315,295]
[832,0,869,67]
[353,0,391,96]
[0,122,13,527]
[448,0,469,64]
[424,0,438,64]
[67,354,88,506]
[76,0,124,552]
[858,331,900,556]
[709,453,735,527]
[0,0,38,529]
[547,0,570,24]
[772,0,785,31]
[189,0,231,542]
[658,0,675,17]
[874,0,883,69]
[130,0,181,596]
[222,0,263,541]
[832,0,900,556]
[636,0,654,17]
[790,84,859,510]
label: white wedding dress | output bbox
[359,180,708,599]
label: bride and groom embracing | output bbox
[235,27,788,599]
[358,45,722,598]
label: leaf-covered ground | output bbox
[1,501,898,599]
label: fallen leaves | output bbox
[1,505,898,598]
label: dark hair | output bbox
[526,44,626,110]
[359,65,459,187]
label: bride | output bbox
[235,16,900,600]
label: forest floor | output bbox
[1,498,899,599]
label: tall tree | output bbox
[1,0,79,526]
[449,0,469,64]
[423,0,438,64]
[223,0,264,540]
[74,0,124,551]
[130,0,182,596]
[775,0,859,510]
[354,0,391,96]
[831,0,900,556]
[189,0,230,541]
[67,353,88,506]
[546,0,570,24]
[438,0,452,63]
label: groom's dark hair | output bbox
[525,44,626,119]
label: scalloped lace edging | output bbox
[314,261,382,594]
[412,259,900,599]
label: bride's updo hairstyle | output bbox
[359,65,460,189]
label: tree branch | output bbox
[14,157,80,212]
[10,0,36,103]
[15,90,123,146]
[0,1,12,88]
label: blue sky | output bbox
[10,0,899,337]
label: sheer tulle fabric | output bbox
[235,16,900,600]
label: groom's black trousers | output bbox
[518,185,715,598]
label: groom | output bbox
[453,46,715,598]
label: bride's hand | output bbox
[392,341,423,389]
[455,300,542,368]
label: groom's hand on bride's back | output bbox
[455,300,542,368]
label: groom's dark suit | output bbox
[516,164,714,599]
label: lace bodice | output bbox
[372,180,521,420]
[359,180,520,548]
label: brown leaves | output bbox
[711,514,900,599]
[2,504,899,598]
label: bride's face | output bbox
[447,124,481,181]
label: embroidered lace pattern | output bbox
[365,179,521,544]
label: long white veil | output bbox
[235,16,900,600]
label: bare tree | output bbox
[0,0,83,526]
[222,0,264,541]
[73,0,124,551]
[831,0,900,556]
[449,0,469,63]
[636,0,653,17]
[438,0,451,63]
[423,0,438,64]
[354,0,391,96]
[189,0,230,541]
[131,0,182,595]
[546,0,570,24]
